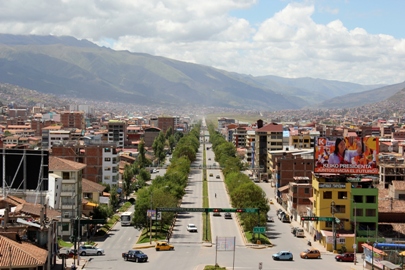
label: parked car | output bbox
[278,211,285,220]
[122,250,148,262]
[155,241,174,251]
[57,248,74,259]
[295,228,305,238]
[208,158,211,160]
[282,214,291,223]
[300,248,321,259]
[186,224,198,232]
[291,226,299,235]
[216,175,220,179]
[152,169,159,173]
[335,253,355,262]
[272,251,293,261]
[224,213,232,219]
[209,173,213,177]
[78,245,104,256]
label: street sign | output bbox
[74,219,106,225]
[301,216,318,221]
[253,226,266,233]
[318,217,335,221]
[157,207,259,213]
[155,211,162,221]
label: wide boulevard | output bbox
[84,133,362,270]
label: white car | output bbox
[77,245,104,256]
[152,169,159,173]
[186,224,197,232]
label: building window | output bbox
[62,223,70,231]
[325,221,333,228]
[366,196,376,203]
[353,195,363,203]
[104,157,111,162]
[335,205,346,213]
[399,194,405,200]
[62,172,70,179]
[354,208,363,217]
[365,209,376,216]
[104,148,111,152]
[338,191,347,199]
[323,191,332,199]
[304,188,309,194]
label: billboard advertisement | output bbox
[314,136,379,174]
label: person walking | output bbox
[215,193,216,198]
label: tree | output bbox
[137,139,150,168]
[122,164,134,200]
[165,127,173,139]
[109,186,119,208]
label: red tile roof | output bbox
[0,235,48,268]
[257,123,283,132]
[82,178,105,193]
[49,156,87,171]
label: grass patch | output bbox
[204,265,227,270]
[202,143,212,242]
[118,202,132,212]
[137,225,169,244]
[244,231,271,245]
[58,238,73,248]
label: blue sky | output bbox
[0,0,404,85]
[230,0,405,39]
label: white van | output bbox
[295,228,305,238]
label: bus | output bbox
[120,212,133,226]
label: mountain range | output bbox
[0,34,403,111]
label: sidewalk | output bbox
[54,256,88,270]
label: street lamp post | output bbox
[331,201,337,251]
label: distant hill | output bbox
[0,34,401,110]
[317,81,405,108]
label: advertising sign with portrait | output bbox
[314,136,379,174]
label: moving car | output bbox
[209,173,213,177]
[152,169,159,173]
[78,245,104,256]
[155,241,174,251]
[208,158,211,160]
[335,253,355,262]
[272,251,293,261]
[186,224,198,232]
[122,250,148,262]
[216,175,220,179]
[269,199,274,204]
[300,248,321,259]
[266,215,274,222]
[224,213,232,219]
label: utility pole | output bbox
[149,192,153,244]
[353,200,357,265]
[331,201,337,251]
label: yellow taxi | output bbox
[155,241,174,251]
[300,248,321,259]
[269,199,274,204]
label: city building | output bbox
[60,111,85,130]
[107,120,127,148]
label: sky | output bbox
[1,0,404,85]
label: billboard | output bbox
[314,136,379,174]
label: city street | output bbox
[82,139,366,270]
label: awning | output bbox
[308,197,314,203]
[278,185,289,192]
[86,202,98,207]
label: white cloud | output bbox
[0,0,403,85]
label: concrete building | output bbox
[60,111,85,130]
[254,122,284,172]
[158,116,175,135]
[107,120,127,148]
[48,156,86,240]
[51,142,119,186]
